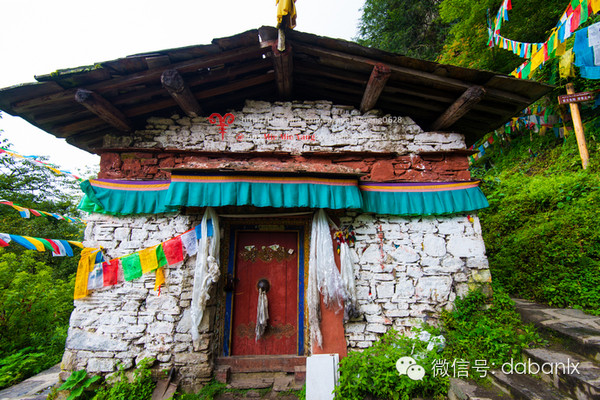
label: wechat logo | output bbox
[396,356,426,381]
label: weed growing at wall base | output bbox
[334,330,448,400]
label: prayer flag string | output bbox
[0,147,83,181]
[0,232,82,256]
[0,200,85,224]
[487,0,600,79]
[75,221,214,299]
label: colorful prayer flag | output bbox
[74,248,102,299]
[139,246,159,274]
[87,263,104,290]
[121,253,143,281]
[162,236,184,265]
[103,259,120,286]
[155,267,165,292]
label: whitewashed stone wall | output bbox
[62,213,217,390]
[340,213,490,350]
[103,100,465,154]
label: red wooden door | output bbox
[231,231,299,355]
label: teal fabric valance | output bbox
[359,181,489,216]
[79,179,177,215]
[165,172,364,210]
[78,175,488,216]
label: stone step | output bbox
[215,393,299,400]
[489,369,574,400]
[216,355,306,373]
[523,347,600,400]
[448,377,513,400]
[513,298,600,363]
[225,371,303,392]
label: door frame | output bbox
[222,222,307,356]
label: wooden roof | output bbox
[0,27,553,152]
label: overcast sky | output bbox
[0,0,365,175]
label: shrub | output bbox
[334,330,448,400]
[440,289,544,370]
[92,358,156,400]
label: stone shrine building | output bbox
[0,27,551,390]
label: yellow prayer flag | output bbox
[139,246,159,274]
[22,236,46,251]
[68,240,85,248]
[555,41,567,57]
[530,48,545,71]
[276,0,297,29]
[155,267,166,291]
[592,0,600,14]
[74,248,101,299]
[559,49,576,78]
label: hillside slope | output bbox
[473,124,600,314]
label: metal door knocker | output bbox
[257,278,270,292]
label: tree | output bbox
[437,0,566,73]
[357,0,450,61]
[0,130,86,387]
[0,133,84,279]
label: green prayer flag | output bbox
[581,0,589,24]
[156,244,168,268]
[122,253,142,281]
[522,62,532,80]
[548,35,556,59]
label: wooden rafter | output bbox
[161,69,202,117]
[430,86,486,131]
[292,43,530,104]
[272,43,293,99]
[74,89,133,132]
[360,63,391,113]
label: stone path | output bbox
[512,298,600,361]
[0,364,60,400]
[450,298,600,400]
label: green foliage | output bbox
[438,0,566,72]
[0,250,73,389]
[0,251,74,356]
[0,134,86,388]
[334,330,448,400]
[297,384,306,400]
[92,358,156,400]
[0,347,48,389]
[58,370,102,400]
[474,130,600,314]
[440,289,544,368]
[357,0,449,61]
[174,380,226,400]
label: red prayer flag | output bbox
[163,236,184,265]
[0,239,9,247]
[506,0,512,10]
[103,259,120,286]
[30,209,42,216]
[571,5,581,32]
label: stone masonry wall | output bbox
[340,213,490,350]
[62,213,217,391]
[98,100,470,182]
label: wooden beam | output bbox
[161,69,202,117]
[74,89,133,132]
[360,63,391,113]
[13,45,268,112]
[292,43,531,104]
[272,43,293,99]
[124,72,275,117]
[429,86,486,131]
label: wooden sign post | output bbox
[558,84,590,169]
